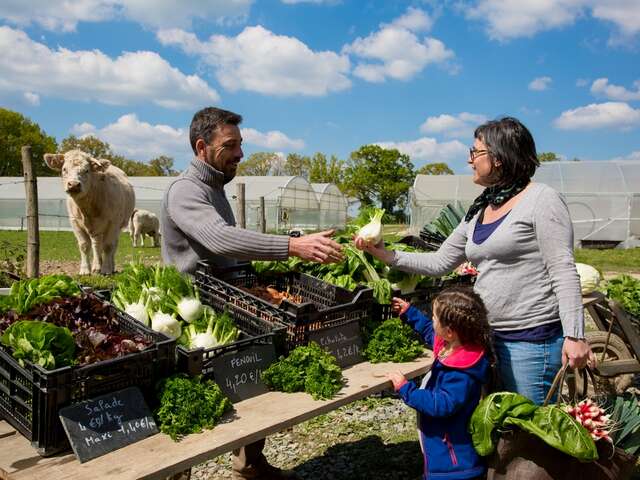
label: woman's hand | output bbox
[562,337,596,369]
[391,297,410,316]
[353,236,395,264]
[387,371,408,392]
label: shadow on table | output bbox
[293,435,423,480]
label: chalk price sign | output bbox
[309,321,364,367]
[58,387,158,463]
[211,343,277,402]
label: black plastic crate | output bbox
[195,262,374,353]
[176,283,287,379]
[0,298,175,456]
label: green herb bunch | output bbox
[155,374,232,441]
[363,318,424,363]
[262,342,344,400]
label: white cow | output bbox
[44,150,135,275]
[129,209,161,247]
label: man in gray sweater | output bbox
[161,107,342,480]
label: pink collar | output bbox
[433,336,485,369]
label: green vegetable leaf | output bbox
[1,320,75,369]
[362,318,424,363]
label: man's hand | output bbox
[387,371,408,392]
[353,237,395,265]
[562,337,596,369]
[288,229,344,264]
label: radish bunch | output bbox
[564,398,613,442]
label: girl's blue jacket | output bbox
[398,306,490,479]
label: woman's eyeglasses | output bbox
[469,148,488,161]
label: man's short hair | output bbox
[189,107,243,154]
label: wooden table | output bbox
[0,353,433,480]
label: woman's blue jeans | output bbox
[493,334,564,405]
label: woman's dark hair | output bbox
[432,286,493,358]
[474,116,540,186]
[189,107,242,154]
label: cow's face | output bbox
[44,150,110,198]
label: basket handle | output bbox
[543,364,598,406]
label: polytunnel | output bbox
[225,176,320,233]
[311,183,348,230]
[408,161,640,247]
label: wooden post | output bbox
[259,196,266,233]
[21,146,40,278]
[236,183,246,229]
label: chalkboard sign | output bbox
[211,343,277,403]
[309,321,363,367]
[59,387,158,463]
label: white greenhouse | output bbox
[311,183,348,230]
[409,161,640,247]
[224,176,321,232]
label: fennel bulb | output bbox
[125,302,149,326]
[151,312,182,339]
[356,208,385,245]
[177,297,204,323]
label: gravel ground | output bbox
[191,393,424,480]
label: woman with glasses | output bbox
[355,116,593,405]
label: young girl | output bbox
[388,286,492,480]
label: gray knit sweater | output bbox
[161,159,290,274]
[393,183,584,338]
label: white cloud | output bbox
[158,26,351,96]
[591,78,640,101]
[376,137,469,171]
[343,8,454,83]
[463,0,640,42]
[281,0,338,3]
[419,112,487,139]
[553,102,640,130]
[23,92,40,106]
[241,128,305,150]
[71,114,190,161]
[0,0,252,31]
[528,76,552,91]
[608,150,640,161]
[0,27,219,109]
[390,7,434,32]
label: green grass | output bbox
[574,248,640,274]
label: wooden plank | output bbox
[609,302,640,358]
[594,359,640,377]
[0,354,432,480]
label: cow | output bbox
[128,208,161,247]
[44,150,135,275]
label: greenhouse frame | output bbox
[409,161,640,247]
[0,175,348,233]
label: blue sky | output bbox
[1,0,639,173]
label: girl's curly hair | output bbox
[433,286,493,357]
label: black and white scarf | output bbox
[464,178,530,222]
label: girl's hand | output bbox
[391,297,410,315]
[387,371,408,391]
[353,236,395,264]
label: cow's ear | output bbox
[44,153,65,171]
[90,158,111,172]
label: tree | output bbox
[0,108,58,176]
[283,153,311,177]
[149,155,178,176]
[308,153,344,184]
[343,145,414,214]
[59,135,176,176]
[237,152,279,176]
[416,162,453,175]
[59,135,112,159]
[538,152,559,162]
